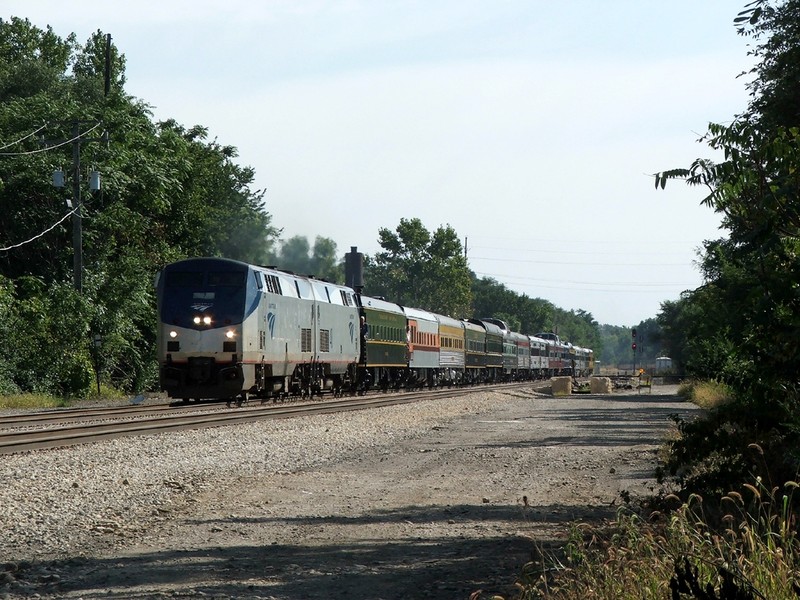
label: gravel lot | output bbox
[0,383,696,599]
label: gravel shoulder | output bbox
[0,384,696,599]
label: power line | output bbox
[0,207,78,252]
[0,122,103,157]
[48,121,106,293]
[0,124,48,151]
[469,245,702,257]
[466,234,717,246]
[471,269,699,295]
[470,255,691,267]
[470,271,690,287]
[482,280,693,295]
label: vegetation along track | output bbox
[0,382,542,455]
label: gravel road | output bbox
[0,383,696,599]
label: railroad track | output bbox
[0,382,544,455]
[0,402,180,427]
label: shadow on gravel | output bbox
[499,403,699,448]
[5,502,615,600]
[183,500,614,528]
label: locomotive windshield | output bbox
[160,267,249,328]
[165,271,204,288]
[208,271,246,286]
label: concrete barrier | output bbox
[551,376,572,395]
[590,376,613,394]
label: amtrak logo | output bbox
[349,322,355,344]
[191,303,213,312]
[267,312,276,338]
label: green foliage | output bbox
[556,308,602,357]
[0,19,279,397]
[598,323,661,368]
[0,276,19,395]
[521,479,800,599]
[0,275,93,396]
[83,253,159,393]
[85,381,128,401]
[270,235,344,283]
[653,0,800,500]
[469,276,601,350]
[660,397,800,501]
[0,392,66,409]
[676,379,733,410]
[471,276,545,328]
[367,218,473,316]
[0,17,76,100]
[366,219,601,350]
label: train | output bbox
[155,256,594,404]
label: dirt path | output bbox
[12,386,696,599]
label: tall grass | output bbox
[511,476,800,599]
[0,392,67,410]
[678,379,733,410]
[0,383,127,409]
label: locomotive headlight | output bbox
[193,316,201,325]
[225,330,235,339]
[203,316,212,325]
[169,330,178,338]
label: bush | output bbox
[678,380,733,409]
[0,392,65,410]
[516,478,800,599]
[0,277,94,398]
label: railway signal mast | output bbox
[631,328,637,374]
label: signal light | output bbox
[632,342,637,351]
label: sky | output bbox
[4,1,754,326]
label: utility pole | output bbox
[50,33,112,293]
[71,121,83,293]
[49,121,106,293]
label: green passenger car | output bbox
[463,320,487,369]
[360,297,408,368]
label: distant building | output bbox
[655,356,673,374]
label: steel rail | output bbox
[0,403,183,426]
[0,382,548,454]
[0,383,539,455]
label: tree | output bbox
[0,19,280,396]
[367,218,472,316]
[515,294,556,338]
[736,0,800,130]
[470,277,526,324]
[310,236,344,283]
[546,307,601,352]
[270,235,344,283]
[274,236,311,271]
[598,324,631,367]
[0,18,76,101]
[654,0,800,496]
[469,275,600,351]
